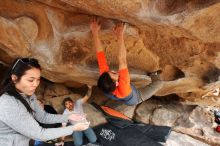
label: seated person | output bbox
[34,99,62,146]
[62,85,97,146]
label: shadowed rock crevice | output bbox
[154,0,220,16]
[161,65,185,81]
[202,67,220,83]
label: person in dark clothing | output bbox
[34,99,62,146]
[37,99,62,128]
[43,105,62,128]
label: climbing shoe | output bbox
[148,70,162,82]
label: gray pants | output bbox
[105,81,164,106]
[137,81,164,104]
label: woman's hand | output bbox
[72,121,90,131]
[55,141,64,146]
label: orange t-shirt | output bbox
[96,51,132,98]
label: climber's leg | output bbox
[138,81,164,103]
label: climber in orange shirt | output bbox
[90,18,163,105]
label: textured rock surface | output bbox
[166,131,209,146]
[0,1,220,144]
[0,1,220,107]
[135,97,220,145]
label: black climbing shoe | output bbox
[148,70,162,82]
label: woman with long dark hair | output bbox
[0,58,89,146]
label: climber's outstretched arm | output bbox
[90,17,103,53]
[90,17,109,74]
[114,22,127,70]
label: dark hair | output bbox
[37,98,44,104]
[62,97,73,107]
[97,72,116,93]
[0,58,41,113]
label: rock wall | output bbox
[1,0,219,106]
[0,2,220,143]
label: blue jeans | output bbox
[34,141,44,146]
[73,127,97,146]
